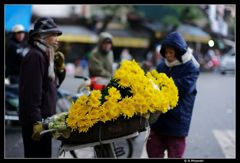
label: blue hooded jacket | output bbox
[151,32,200,137]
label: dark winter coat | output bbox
[19,44,65,124]
[5,36,28,77]
[151,32,200,137]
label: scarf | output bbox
[34,39,55,80]
[165,48,200,68]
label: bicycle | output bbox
[53,75,146,158]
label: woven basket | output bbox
[58,116,147,144]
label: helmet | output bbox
[29,17,62,38]
[12,24,25,33]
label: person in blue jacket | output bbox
[146,32,200,158]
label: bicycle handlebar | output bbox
[74,75,90,81]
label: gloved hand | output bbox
[54,51,65,73]
[32,122,44,141]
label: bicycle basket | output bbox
[58,115,148,144]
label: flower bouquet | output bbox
[47,60,179,144]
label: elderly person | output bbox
[19,17,65,158]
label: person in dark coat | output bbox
[5,24,29,84]
[146,32,200,158]
[19,17,66,158]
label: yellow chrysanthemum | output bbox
[66,60,179,133]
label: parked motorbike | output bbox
[5,82,19,125]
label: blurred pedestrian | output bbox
[5,24,29,84]
[151,45,162,68]
[88,32,114,78]
[146,31,200,158]
[19,17,66,158]
[120,48,132,62]
[142,45,162,72]
[204,49,220,71]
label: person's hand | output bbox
[32,122,44,141]
[54,51,65,72]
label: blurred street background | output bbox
[4,4,236,158]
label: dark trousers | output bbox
[146,130,186,158]
[21,124,52,158]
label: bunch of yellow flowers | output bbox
[66,60,178,133]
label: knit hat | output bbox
[29,17,62,38]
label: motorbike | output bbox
[4,75,91,124]
[4,76,110,124]
[5,80,20,125]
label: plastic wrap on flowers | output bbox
[58,115,147,144]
